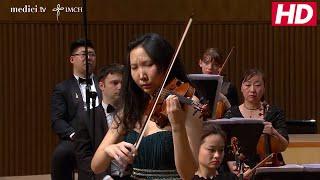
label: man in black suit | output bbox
[51,39,102,180]
[74,64,124,180]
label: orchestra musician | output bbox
[223,68,289,178]
[91,33,202,179]
[198,48,239,118]
[193,124,238,180]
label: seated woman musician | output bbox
[198,48,239,118]
[193,124,238,180]
[223,68,289,176]
[91,33,202,179]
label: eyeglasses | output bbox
[72,52,96,58]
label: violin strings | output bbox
[159,89,203,109]
[160,89,190,103]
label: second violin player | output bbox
[198,48,239,118]
[224,68,289,178]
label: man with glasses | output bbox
[51,39,102,180]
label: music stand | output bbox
[302,164,320,180]
[254,164,304,180]
[254,154,320,180]
[205,118,264,179]
[187,74,223,119]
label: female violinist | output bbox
[224,68,289,177]
[91,33,202,179]
[198,48,239,118]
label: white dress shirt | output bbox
[74,74,99,110]
[102,102,114,128]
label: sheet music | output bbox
[187,74,223,119]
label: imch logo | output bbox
[9,2,83,22]
[272,2,317,26]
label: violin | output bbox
[215,101,226,119]
[230,137,249,180]
[145,78,209,128]
[256,102,283,167]
[256,136,283,166]
[214,47,234,119]
[231,137,240,160]
[230,137,275,179]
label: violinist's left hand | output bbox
[263,121,275,135]
[166,95,187,129]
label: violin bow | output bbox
[243,153,274,178]
[134,17,193,149]
[218,46,235,75]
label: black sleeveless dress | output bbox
[124,130,180,179]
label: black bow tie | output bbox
[78,77,92,85]
[106,105,115,113]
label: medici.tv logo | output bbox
[272,2,317,26]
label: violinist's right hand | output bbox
[104,141,137,167]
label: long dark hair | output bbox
[119,33,189,132]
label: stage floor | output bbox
[0,175,50,180]
[0,174,78,180]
